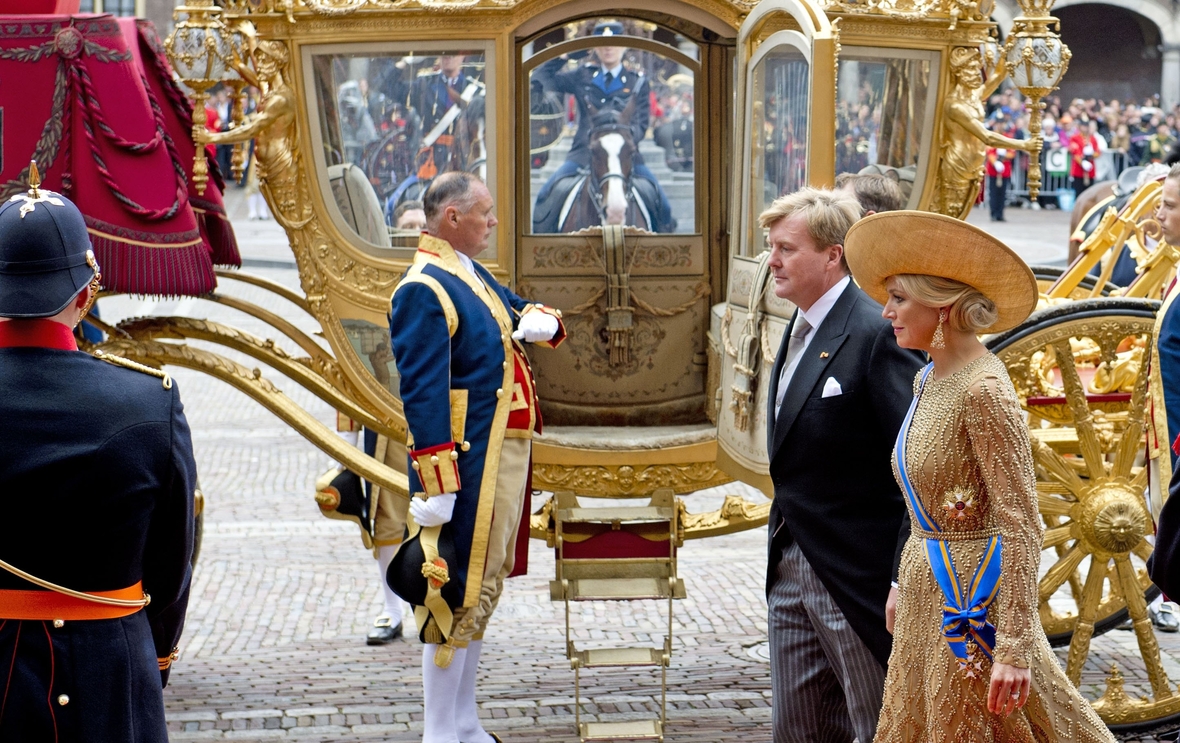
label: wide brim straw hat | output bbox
[844,210,1037,334]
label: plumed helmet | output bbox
[0,163,98,319]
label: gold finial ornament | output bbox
[28,160,41,197]
[9,160,65,219]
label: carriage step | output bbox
[551,577,686,601]
[579,720,663,741]
[557,506,675,524]
[572,646,666,668]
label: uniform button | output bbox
[53,619,64,628]
[496,388,504,398]
[57,694,69,706]
[502,362,508,370]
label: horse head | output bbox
[586,105,638,226]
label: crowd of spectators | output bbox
[981,89,1180,218]
[985,91,1180,188]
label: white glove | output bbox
[410,492,456,527]
[996,148,1008,157]
[1083,144,1094,156]
[512,310,559,343]
[1082,160,1093,172]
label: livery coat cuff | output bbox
[521,303,567,348]
[410,442,461,496]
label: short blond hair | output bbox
[758,187,862,271]
[888,274,998,333]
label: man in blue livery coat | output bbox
[1144,164,1180,634]
[388,171,565,743]
[0,172,197,742]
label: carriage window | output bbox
[526,20,697,235]
[310,48,491,248]
[835,50,937,208]
[747,42,809,251]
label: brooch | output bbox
[957,637,987,679]
[942,487,976,521]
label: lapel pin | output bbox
[819,351,829,359]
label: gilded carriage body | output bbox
[25,0,1180,731]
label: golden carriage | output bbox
[66,0,1180,732]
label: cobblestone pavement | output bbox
[95,192,1177,741]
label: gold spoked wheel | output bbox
[988,298,1180,734]
[1030,265,1119,301]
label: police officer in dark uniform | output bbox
[387,55,486,209]
[532,21,676,232]
[405,55,479,178]
[0,169,197,742]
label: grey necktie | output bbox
[774,315,811,418]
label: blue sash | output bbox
[896,363,1002,664]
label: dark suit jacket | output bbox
[1149,460,1180,599]
[766,280,923,668]
[0,345,197,742]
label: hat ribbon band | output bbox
[0,254,91,275]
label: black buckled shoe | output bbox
[1151,602,1180,633]
[366,615,403,645]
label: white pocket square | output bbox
[821,377,843,398]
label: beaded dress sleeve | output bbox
[963,372,1043,668]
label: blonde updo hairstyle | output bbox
[888,274,998,333]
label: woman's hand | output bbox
[987,662,1030,716]
[885,586,898,635]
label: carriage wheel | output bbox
[1030,265,1120,300]
[987,298,1180,734]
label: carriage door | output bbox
[517,16,729,428]
[713,0,838,491]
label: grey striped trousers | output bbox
[768,542,887,743]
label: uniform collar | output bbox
[415,233,513,333]
[0,318,78,350]
[417,233,467,275]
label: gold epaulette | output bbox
[92,349,173,390]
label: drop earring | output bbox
[931,308,947,350]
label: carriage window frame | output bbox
[301,40,499,260]
[835,46,940,210]
[520,33,702,237]
[741,30,811,256]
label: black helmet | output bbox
[0,164,97,319]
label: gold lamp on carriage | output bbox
[164,0,243,195]
[1003,0,1071,202]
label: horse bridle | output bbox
[586,125,637,225]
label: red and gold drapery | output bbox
[0,14,235,296]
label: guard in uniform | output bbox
[385,172,564,743]
[532,21,676,232]
[0,171,197,742]
[402,56,485,187]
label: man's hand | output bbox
[885,586,898,634]
[512,311,559,343]
[410,492,456,527]
[987,662,1031,716]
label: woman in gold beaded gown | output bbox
[844,211,1116,743]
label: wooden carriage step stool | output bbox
[549,488,685,742]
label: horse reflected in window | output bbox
[534,97,662,233]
